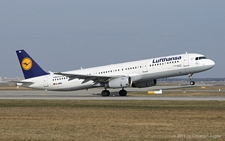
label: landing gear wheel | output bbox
[189,74,195,85]
[190,81,195,85]
[119,90,127,96]
[101,90,110,97]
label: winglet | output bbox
[16,50,49,79]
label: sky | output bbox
[0,0,224,78]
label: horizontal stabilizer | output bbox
[12,81,34,87]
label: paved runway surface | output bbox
[0,88,224,101]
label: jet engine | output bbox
[107,76,132,88]
[132,79,157,88]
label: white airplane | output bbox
[16,50,215,96]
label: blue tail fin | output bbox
[16,50,49,79]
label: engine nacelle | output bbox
[132,79,157,88]
[107,76,132,88]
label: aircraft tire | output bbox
[101,90,110,96]
[190,81,195,85]
[119,90,127,96]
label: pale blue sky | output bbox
[0,0,224,78]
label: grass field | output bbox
[0,100,224,141]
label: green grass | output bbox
[0,100,224,110]
[0,100,224,141]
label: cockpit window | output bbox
[199,56,207,60]
[195,56,207,60]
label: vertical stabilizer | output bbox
[16,50,48,79]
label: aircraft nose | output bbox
[208,59,215,68]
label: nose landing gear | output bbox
[189,74,195,85]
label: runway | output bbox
[0,89,224,101]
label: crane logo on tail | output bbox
[21,57,32,71]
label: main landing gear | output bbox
[101,89,110,96]
[119,89,127,96]
[189,74,195,85]
[101,88,127,97]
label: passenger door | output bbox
[43,76,49,87]
[142,64,148,73]
[183,55,189,67]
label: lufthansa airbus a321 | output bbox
[16,50,215,96]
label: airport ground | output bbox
[0,84,224,141]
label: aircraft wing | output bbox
[54,72,124,84]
